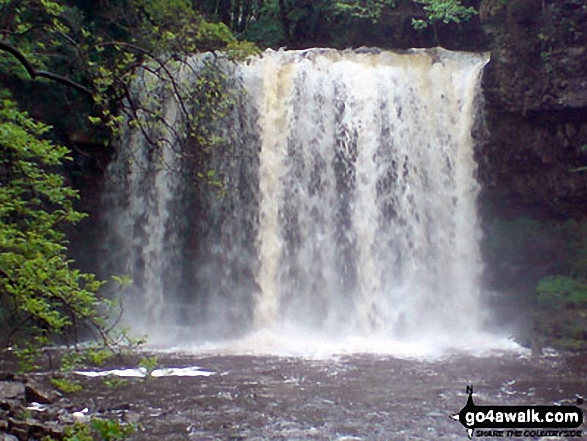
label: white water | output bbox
[102,62,187,326]
[74,366,214,378]
[103,48,514,356]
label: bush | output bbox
[534,275,587,351]
[536,275,587,308]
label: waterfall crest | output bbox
[103,48,503,355]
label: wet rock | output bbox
[8,404,30,422]
[24,383,59,405]
[7,418,29,441]
[0,373,14,382]
[123,410,141,424]
[4,416,66,441]
[57,411,75,426]
[72,408,89,423]
[28,421,64,440]
[110,403,131,411]
[0,377,75,441]
[354,47,382,55]
[0,400,21,412]
[0,383,24,401]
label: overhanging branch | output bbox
[0,40,94,96]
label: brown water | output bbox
[71,349,587,440]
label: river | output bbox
[71,348,586,440]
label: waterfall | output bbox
[103,48,498,354]
[101,64,186,331]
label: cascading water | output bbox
[103,48,505,355]
[101,68,184,327]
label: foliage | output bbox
[332,0,477,29]
[534,296,587,352]
[331,0,395,23]
[50,377,83,393]
[60,350,88,371]
[525,218,587,350]
[0,0,260,361]
[91,418,136,441]
[58,346,114,372]
[237,0,287,46]
[138,355,158,378]
[86,347,114,366]
[536,276,587,309]
[0,0,74,79]
[79,0,258,164]
[217,0,478,47]
[0,93,117,363]
[411,0,476,29]
[64,419,135,441]
[102,377,129,388]
[196,0,267,34]
[0,0,259,147]
[14,340,47,372]
[64,422,94,441]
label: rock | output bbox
[72,408,89,423]
[4,416,65,441]
[1,434,20,441]
[123,410,141,424]
[110,403,131,411]
[7,404,29,421]
[507,0,542,24]
[0,382,24,400]
[29,421,64,440]
[24,384,58,405]
[55,407,75,425]
[0,373,15,382]
[0,399,21,412]
[7,418,29,441]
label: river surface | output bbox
[71,349,586,440]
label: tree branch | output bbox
[0,40,94,96]
[99,41,193,124]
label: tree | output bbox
[197,0,478,48]
[0,92,112,365]
[0,0,258,148]
[410,0,477,30]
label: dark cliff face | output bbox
[479,0,587,220]
[473,0,587,345]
